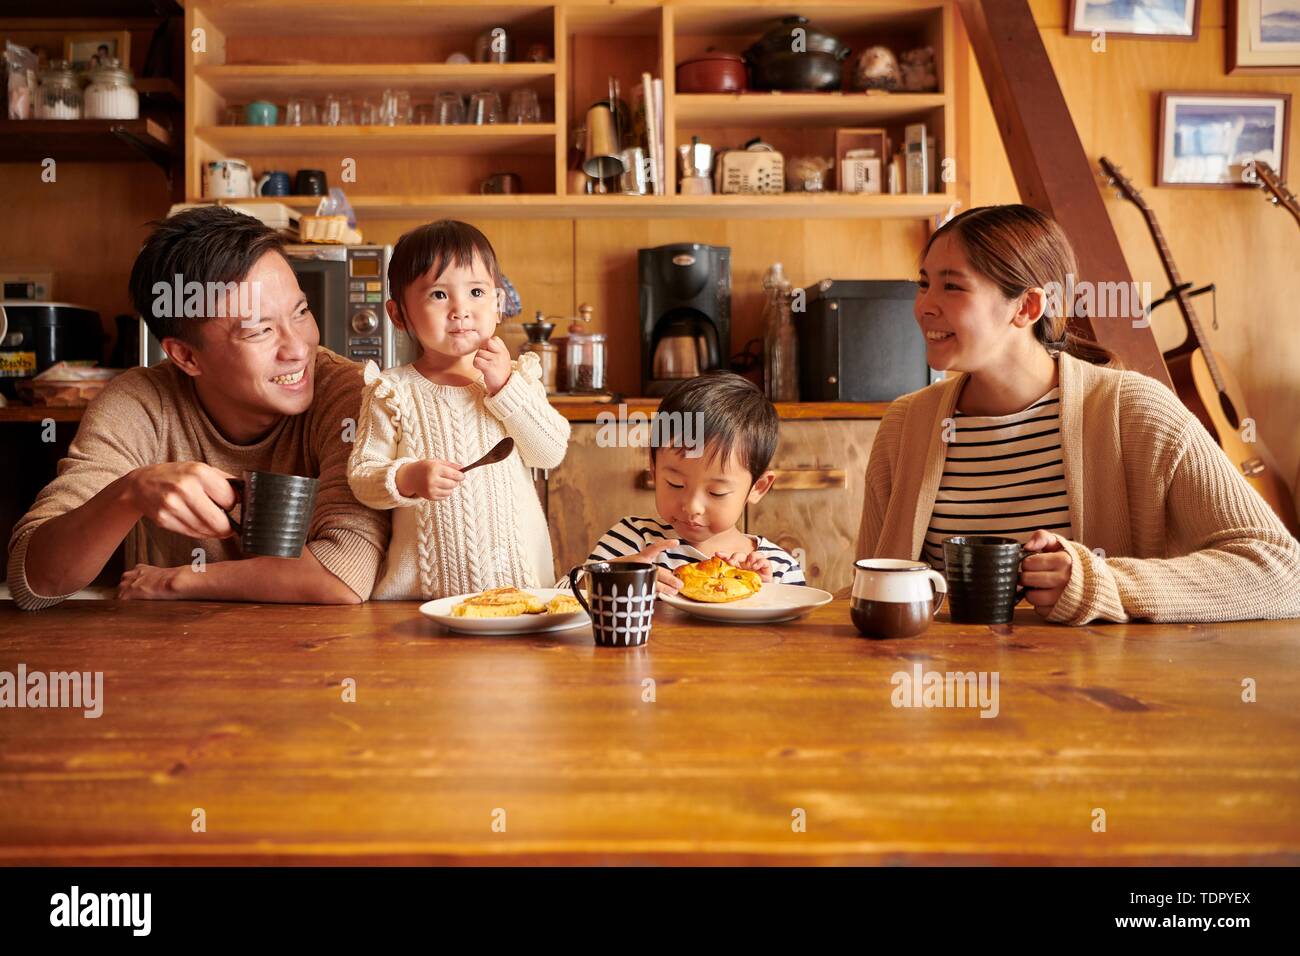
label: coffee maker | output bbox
[639,243,731,396]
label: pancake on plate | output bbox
[674,556,763,604]
[545,594,583,615]
[451,587,547,618]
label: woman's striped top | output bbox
[922,386,1072,570]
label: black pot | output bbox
[744,16,850,92]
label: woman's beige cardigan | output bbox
[856,351,1300,624]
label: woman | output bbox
[856,204,1300,624]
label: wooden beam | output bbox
[956,0,1171,386]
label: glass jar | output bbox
[564,330,606,392]
[83,58,139,120]
[36,60,82,120]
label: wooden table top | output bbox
[1,599,1297,866]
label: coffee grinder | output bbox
[639,243,731,396]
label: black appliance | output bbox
[639,243,730,396]
[795,279,941,402]
[0,301,102,398]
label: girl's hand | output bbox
[716,550,773,583]
[474,335,513,396]
[619,538,682,596]
[396,459,464,500]
[1020,529,1073,618]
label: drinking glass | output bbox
[284,97,317,126]
[507,89,541,124]
[322,93,353,126]
[467,90,502,125]
[433,91,465,125]
[380,88,412,126]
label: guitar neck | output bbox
[1139,205,1228,394]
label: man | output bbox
[7,206,389,610]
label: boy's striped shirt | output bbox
[585,515,806,585]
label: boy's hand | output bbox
[716,550,773,583]
[474,335,512,396]
[1020,529,1073,618]
[617,538,682,596]
[119,563,187,600]
[396,459,464,500]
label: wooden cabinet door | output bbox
[745,420,878,594]
[545,423,658,582]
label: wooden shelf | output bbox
[0,406,87,423]
[196,63,555,98]
[675,92,947,127]
[197,123,556,155]
[200,1,554,35]
[201,191,955,220]
[0,118,174,163]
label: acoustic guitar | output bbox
[1099,156,1299,536]
[1247,160,1300,229]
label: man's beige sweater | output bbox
[7,347,390,610]
[856,351,1300,624]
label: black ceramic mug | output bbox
[294,168,327,196]
[941,535,1028,625]
[225,470,319,558]
[567,561,658,647]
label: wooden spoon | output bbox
[460,437,515,474]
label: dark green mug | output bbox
[941,535,1028,625]
[225,470,319,558]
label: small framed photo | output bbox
[1157,91,1291,187]
[1068,0,1200,40]
[63,31,131,73]
[1228,0,1300,74]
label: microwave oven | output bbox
[139,243,414,368]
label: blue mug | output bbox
[245,100,278,126]
[257,170,291,196]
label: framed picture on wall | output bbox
[63,31,131,73]
[1229,0,1300,74]
[1157,91,1291,187]
[1067,0,1200,39]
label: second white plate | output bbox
[657,583,833,623]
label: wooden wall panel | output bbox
[963,0,1300,498]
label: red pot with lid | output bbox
[676,51,747,93]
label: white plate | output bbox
[419,588,590,635]
[658,582,834,623]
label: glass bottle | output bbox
[36,60,82,120]
[83,57,138,120]
[762,262,799,401]
[563,303,606,392]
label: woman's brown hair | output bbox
[923,204,1115,365]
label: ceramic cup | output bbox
[567,561,657,647]
[257,170,291,196]
[942,535,1028,625]
[244,100,278,126]
[850,558,947,639]
[295,169,327,196]
[225,470,319,558]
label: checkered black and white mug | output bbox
[567,561,658,647]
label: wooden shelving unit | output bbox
[186,1,957,221]
[0,118,174,164]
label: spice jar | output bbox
[521,310,558,394]
[83,57,139,120]
[563,303,606,393]
[36,60,82,120]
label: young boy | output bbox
[584,371,805,596]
